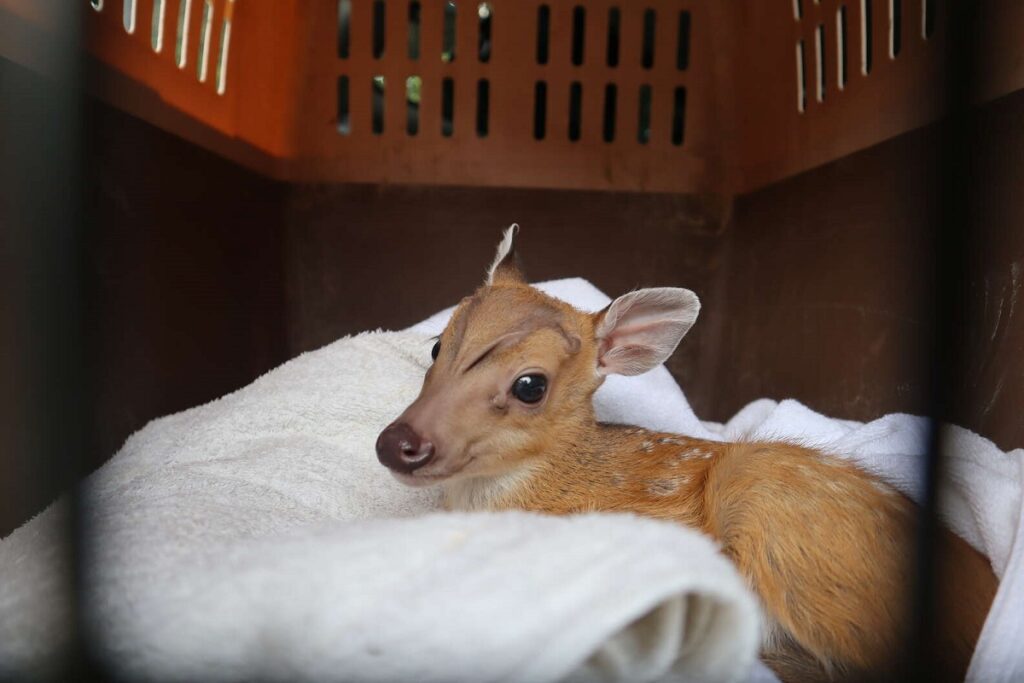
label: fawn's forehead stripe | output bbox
[447,295,481,357]
[453,303,580,371]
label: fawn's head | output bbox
[376,226,700,487]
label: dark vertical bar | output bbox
[671,86,686,146]
[533,81,547,140]
[923,0,935,38]
[408,1,421,60]
[838,5,848,89]
[372,76,386,133]
[606,7,620,67]
[641,8,656,68]
[863,0,873,74]
[478,2,492,62]
[441,77,454,136]
[816,23,826,102]
[637,84,651,143]
[676,10,690,70]
[797,38,807,112]
[568,81,582,141]
[911,2,978,681]
[406,76,420,135]
[571,6,585,66]
[442,1,457,62]
[1,1,97,676]
[536,5,550,64]
[476,78,489,137]
[891,0,902,57]
[337,76,350,134]
[338,0,351,58]
[602,83,616,142]
[373,0,386,58]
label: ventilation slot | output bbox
[677,11,690,70]
[815,24,825,102]
[641,9,656,69]
[922,0,935,38]
[338,0,351,58]
[861,0,872,74]
[606,8,620,67]
[176,0,192,68]
[91,0,103,10]
[441,78,454,136]
[403,76,419,135]
[672,87,686,146]
[602,84,616,143]
[534,81,547,140]
[408,2,421,60]
[196,0,213,83]
[443,2,457,62]
[123,0,137,33]
[151,0,166,51]
[373,0,386,59]
[337,76,351,134]
[215,0,234,95]
[478,3,492,62]
[796,39,807,112]
[638,84,651,143]
[569,82,582,141]
[536,5,550,64]
[373,76,386,134]
[476,79,490,137]
[836,6,847,90]
[571,7,585,66]
[889,0,901,57]
[793,0,802,20]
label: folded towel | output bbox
[0,285,761,682]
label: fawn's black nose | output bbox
[376,422,436,473]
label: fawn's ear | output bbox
[485,224,525,285]
[593,288,700,376]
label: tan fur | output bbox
[384,242,998,682]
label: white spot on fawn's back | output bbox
[648,479,679,496]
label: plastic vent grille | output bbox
[298,0,711,191]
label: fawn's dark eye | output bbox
[511,374,547,404]
[431,340,441,361]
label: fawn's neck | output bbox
[442,423,720,529]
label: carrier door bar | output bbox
[912,3,980,679]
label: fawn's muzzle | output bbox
[376,422,436,473]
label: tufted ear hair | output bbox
[485,224,526,285]
[592,287,701,376]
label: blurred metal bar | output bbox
[0,1,101,677]
[910,2,980,679]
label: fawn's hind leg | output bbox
[703,442,915,681]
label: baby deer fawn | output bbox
[377,226,997,682]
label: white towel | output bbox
[1,277,1020,682]
[0,285,761,682]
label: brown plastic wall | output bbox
[2,2,1023,538]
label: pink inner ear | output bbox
[595,288,700,376]
[598,343,664,376]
